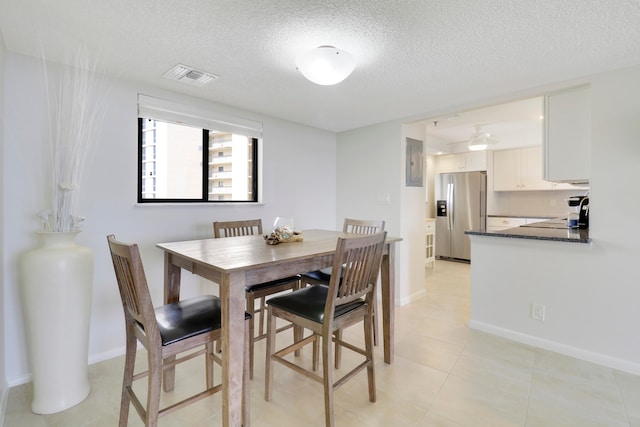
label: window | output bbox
[137,94,261,203]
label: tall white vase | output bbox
[19,231,94,414]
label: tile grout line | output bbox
[521,348,538,427]
[421,331,467,424]
[612,370,634,426]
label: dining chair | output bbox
[300,218,385,366]
[264,232,387,427]
[106,235,250,427]
[213,219,301,378]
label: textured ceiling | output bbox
[1,0,639,133]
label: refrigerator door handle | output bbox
[447,183,454,230]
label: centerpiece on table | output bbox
[263,225,304,244]
[18,48,106,414]
[264,216,304,244]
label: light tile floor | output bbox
[5,260,640,426]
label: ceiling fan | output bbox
[468,125,499,151]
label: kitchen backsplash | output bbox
[488,189,589,218]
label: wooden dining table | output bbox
[156,229,401,427]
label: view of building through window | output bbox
[139,118,256,202]
[208,132,253,201]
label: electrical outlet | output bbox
[531,303,546,321]
[550,199,556,207]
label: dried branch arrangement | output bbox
[38,48,106,232]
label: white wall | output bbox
[469,64,640,374]
[0,27,8,424]
[335,122,403,305]
[336,120,424,306]
[336,121,401,234]
[3,52,337,385]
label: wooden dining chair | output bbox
[107,235,250,427]
[213,219,300,378]
[264,232,387,427]
[300,218,385,366]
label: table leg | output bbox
[163,253,181,391]
[380,243,395,364]
[164,252,181,304]
[221,271,246,427]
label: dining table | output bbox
[156,229,401,427]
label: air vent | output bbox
[163,64,219,87]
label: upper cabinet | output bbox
[493,146,552,191]
[435,151,487,174]
[543,86,591,184]
[493,146,585,191]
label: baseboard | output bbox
[88,345,126,365]
[7,345,127,388]
[0,381,8,427]
[469,320,640,376]
[397,288,426,306]
[7,374,30,388]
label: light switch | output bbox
[376,193,391,204]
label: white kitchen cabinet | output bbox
[464,151,487,171]
[435,151,487,174]
[435,154,462,173]
[543,85,591,183]
[493,146,552,191]
[425,219,435,267]
[492,149,519,191]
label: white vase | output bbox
[19,231,94,414]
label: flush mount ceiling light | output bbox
[296,46,356,85]
[468,125,498,151]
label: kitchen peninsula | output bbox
[463,217,602,375]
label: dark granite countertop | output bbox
[466,218,591,244]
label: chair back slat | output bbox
[343,218,385,235]
[327,232,386,314]
[112,251,142,318]
[213,219,263,238]
[107,235,158,338]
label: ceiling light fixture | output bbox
[468,125,498,151]
[296,46,355,85]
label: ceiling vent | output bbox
[163,64,219,87]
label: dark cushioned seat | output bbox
[301,268,333,283]
[156,295,251,346]
[155,295,221,346]
[266,285,364,324]
[245,276,301,293]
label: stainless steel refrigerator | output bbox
[435,171,486,261]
